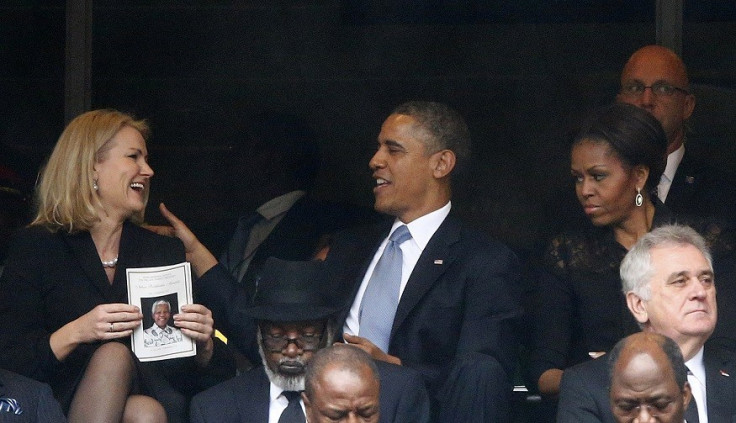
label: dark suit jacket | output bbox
[189,362,431,423]
[557,344,736,423]
[0,369,66,423]
[324,215,522,395]
[0,221,233,411]
[665,151,736,224]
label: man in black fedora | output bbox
[189,257,431,423]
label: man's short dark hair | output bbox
[391,101,471,175]
[304,346,380,401]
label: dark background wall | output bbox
[2,1,735,256]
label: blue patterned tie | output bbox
[359,225,412,352]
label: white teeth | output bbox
[130,182,144,190]
[376,178,387,186]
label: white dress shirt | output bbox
[658,144,685,203]
[685,346,708,423]
[343,202,451,338]
[268,382,306,423]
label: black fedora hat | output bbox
[244,257,339,322]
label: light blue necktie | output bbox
[359,225,412,352]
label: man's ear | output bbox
[626,291,649,325]
[681,381,692,414]
[431,150,456,179]
[301,391,311,410]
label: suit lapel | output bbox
[666,154,698,206]
[62,230,115,301]
[704,347,736,423]
[236,367,275,422]
[391,217,460,336]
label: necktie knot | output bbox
[390,225,411,245]
[283,391,301,402]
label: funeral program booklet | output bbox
[127,262,196,362]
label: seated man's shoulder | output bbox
[558,357,612,423]
[561,356,609,387]
[0,369,66,422]
[193,366,267,401]
[374,360,424,386]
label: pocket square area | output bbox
[0,397,23,415]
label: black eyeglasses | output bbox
[261,326,325,352]
[620,81,689,98]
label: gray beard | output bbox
[258,332,306,391]
[257,321,335,392]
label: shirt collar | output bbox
[391,202,451,250]
[269,382,286,402]
[684,345,706,386]
[663,144,685,182]
[256,190,306,220]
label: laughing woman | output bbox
[0,110,232,423]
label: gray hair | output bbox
[151,300,171,315]
[304,345,380,402]
[620,224,712,300]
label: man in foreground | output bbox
[557,224,736,422]
[303,346,381,423]
[608,332,692,423]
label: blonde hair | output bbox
[32,109,150,233]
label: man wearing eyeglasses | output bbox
[616,45,735,222]
[189,257,430,423]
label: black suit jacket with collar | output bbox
[324,215,523,395]
[665,151,736,225]
[189,361,432,423]
[557,344,736,423]
[0,369,66,423]
[0,221,233,410]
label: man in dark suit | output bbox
[557,224,736,422]
[322,101,522,422]
[607,332,692,423]
[0,369,66,422]
[189,257,431,423]
[616,45,736,222]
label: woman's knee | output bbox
[90,342,135,368]
[123,395,167,423]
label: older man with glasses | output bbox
[616,45,736,222]
[189,257,430,423]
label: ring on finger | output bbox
[109,322,114,332]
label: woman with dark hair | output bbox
[527,102,727,398]
[0,109,233,422]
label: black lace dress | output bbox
[527,199,734,386]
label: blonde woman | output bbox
[0,110,232,423]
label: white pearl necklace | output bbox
[101,257,119,268]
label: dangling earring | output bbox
[635,187,643,207]
[93,180,99,191]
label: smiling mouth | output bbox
[375,177,389,188]
[130,182,145,192]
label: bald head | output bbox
[303,346,380,423]
[617,45,695,152]
[608,332,691,423]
